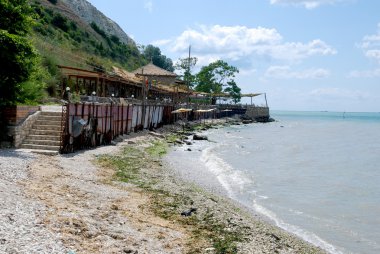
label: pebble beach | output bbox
[0,123,326,253]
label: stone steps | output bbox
[38,115,62,121]
[29,129,61,136]
[35,120,62,126]
[20,144,60,151]
[20,110,63,154]
[27,135,61,141]
[22,139,60,146]
[33,124,62,131]
[40,111,62,117]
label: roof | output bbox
[58,65,102,78]
[133,62,177,77]
[241,93,262,97]
[112,66,141,84]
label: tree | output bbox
[175,56,198,88]
[224,80,241,104]
[0,0,32,36]
[143,44,174,72]
[0,0,40,105]
[195,60,241,104]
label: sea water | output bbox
[166,111,380,254]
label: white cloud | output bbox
[265,65,330,79]
[155,25,335,65]
[144,0,153,13]
[350,23,380,77]
[349,68,380,78]
[310,88,371,100]
[270,0,347,9]
[359,23,380,63]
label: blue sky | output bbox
[87,0,380,112]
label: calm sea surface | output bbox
[166,111,380,254]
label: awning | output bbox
[195,109,216,113]
[171,108,193,114]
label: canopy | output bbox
[171,108,192,114]
[195,109,216,113]
[241,93,262,97]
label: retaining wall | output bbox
[245,106,270,120]
[0,106,40,147]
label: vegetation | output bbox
[30,1,143,70]
[175,56,198,88]
[142,44,175,72]
[195,60,241,104]
[30,1,174,72]
[97,135,249,253]
[0,0,46,105]
[224,80,241,104]
[25,0,175,101]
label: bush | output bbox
[52,14,69,32]
[0,31,37,105]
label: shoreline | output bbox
[161,120,328,253]
[0,119,326,253]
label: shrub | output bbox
[52,14,69,32]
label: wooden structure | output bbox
[59,64,190,103]
[133,62,189,103]
[59,65,142,98]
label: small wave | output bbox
[288,208,304,215]
[201,146,252,198]
[253,201,344,254]
[257,194,269,200]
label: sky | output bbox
[87,0,380,112]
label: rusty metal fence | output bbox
[60,103,174,153]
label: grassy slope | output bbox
[30,0,147,73]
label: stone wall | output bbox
[245,106,270,120]
[10,111,41,148]
[1,106,40,126]
[0,106,40,148]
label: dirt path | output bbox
[25,137,188,254]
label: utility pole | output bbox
[187,45,191,105]
[141,68,145,129]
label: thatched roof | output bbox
[133,63,177,77]
[112,66,141,83]
[242,93,262,97]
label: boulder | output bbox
[242,119,253,124]
[193,134,208,140]
[181,207,197,216]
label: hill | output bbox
[27,0,175,99]
[59,0,135,45]
[31,0,144,72]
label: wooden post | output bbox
[126,104,130,133]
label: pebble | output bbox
[0,149,67,253]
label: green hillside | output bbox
[28,0,174,98]
[30,0,145,72]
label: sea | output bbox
[165,111,380,254]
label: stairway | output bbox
[20,111,62,155]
